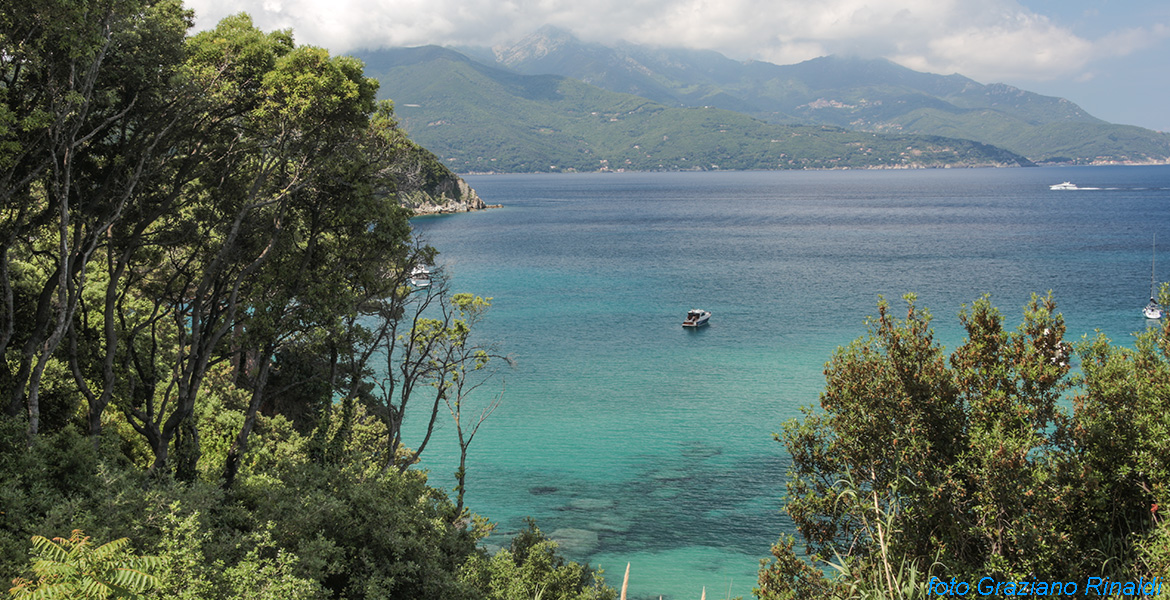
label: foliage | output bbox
[2,0,483,485]
[145,510,322,600]
[231,460,483,599]
[759,292,1170,598]
[2,419,497,600]
[1,5,522,600]
[8,530,159,599]
[755,536,836,600]
[460,519,617,600]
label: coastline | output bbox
[452,158,1170,176]
[401,176,502,216]
[410,202,503,217]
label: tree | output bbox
[761,293,1128,598]
[359,271,505,476]
[760,291,1170,598]
[780,295,965,570]
[0,0,193,442]
[4,5,489,493]
[436,293,507,516]
[93,15,419,479]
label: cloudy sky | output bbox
[185,0,1170,131]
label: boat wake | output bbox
[1049,182,1170,191]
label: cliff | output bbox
[392,137,500,215]
[400,176,500,215]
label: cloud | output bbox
[184,0,1168,83]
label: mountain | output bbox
[477,27,1170,164]
[356,46,1031,173]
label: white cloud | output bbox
[184,0,1168,83]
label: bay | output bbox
[406,165,1170,600]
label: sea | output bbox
[405,165,1170,600]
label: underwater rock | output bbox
[591,514,633,533]
[567,498,616,511]
[649,487,682,500]
[549,528,600,555]
[680,441,723,459]
[649,467,690,481]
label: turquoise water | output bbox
[407,166,1170,599]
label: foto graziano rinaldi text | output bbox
[928,576,1163,596]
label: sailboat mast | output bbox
[1153,234,1158,299]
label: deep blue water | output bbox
[406,166,1170,599]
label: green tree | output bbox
[780,295,965,571]
[758,293,1158,599]
[436,293,507,516]
[93,14,417,480]
[1,8,517,600]
[145,510,322,600]
[358,275,506,478]
[0,0,192,442]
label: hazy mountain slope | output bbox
[356,46,1032,173]
[479,28,1170,164]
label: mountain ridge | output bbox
[354,30,1170,173]
[358,45,1033,173]
[462,27,1169,164]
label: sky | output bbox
[185,0,1170,131]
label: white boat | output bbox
[1050,181,1078,190]
[409,265,431,288]
[1144,236,1162,319]
[682,309,711,328]
[1144,299,1161,320]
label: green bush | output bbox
[460,519,616,600]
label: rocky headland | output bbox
[401,176,501,215]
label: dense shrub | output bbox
[758,293,1170,599]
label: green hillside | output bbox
[476,29,1170,165]
[358,47,1031,173]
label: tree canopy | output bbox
[758,292,1170,599]
[1,4,618,599]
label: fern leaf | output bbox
[103,581,145,599]
[29,537,69,564]
[18,581,77,600]
[111,567,160,591]
[90,538,131,562]
[78,578,115,599]
[29,558,75,579]
[131,555,163,573]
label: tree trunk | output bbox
[222,344,275,488]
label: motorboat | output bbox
[409,265,431,288]
[682,309,711,328]
[1049,181,1078,190]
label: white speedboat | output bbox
[1050,181,1078,190]
[409,265,431,288]
[682,309,711,328]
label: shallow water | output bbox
[407,165,1170,599]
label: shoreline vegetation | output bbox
[3,3,1167,600]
